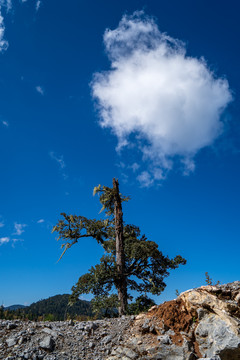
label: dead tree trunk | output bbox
[113,178,127,315]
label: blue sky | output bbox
[0,0,239,306]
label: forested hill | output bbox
[2,294,93,321]
[28,294,93,319]
[5,305,27,311]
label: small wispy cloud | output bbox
[36,0,41,11]
[129,162,140,173]
[36,86,44,95]
[13,223,27,236]
[0,237,10,245]
[137,171,154,188]
[10,238,23,248]
[117,161,140,183]
[6,0,12,11]
[0,219,26,247]
[0,216,4,228]
[0,6,9,52]
[37,219,44,224]
[49,151,68,179]
[12,238,23,243]
[2,120,9,127]
[0,0,12,12]
[49,151,65,169]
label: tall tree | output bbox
[53,178,186,315]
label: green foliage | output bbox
[0,305,4,319]
[205,271,213,285]
[205,272,220,286]
[175,289,180,297]
[91,294,119,318]
[69,224,186,303]
[127,295,156,315]
[52,213,111,261]
[93,184,130,216]
[44,313,55,321]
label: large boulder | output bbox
[180,281,240,359]
[107,281,240,360]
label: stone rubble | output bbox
[0,316,134,360]
[1,281,240,360]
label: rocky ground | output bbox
[0,316,135,360]
[1,281,240,360]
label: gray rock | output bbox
[27,327,35,335]
[18,336,26,345]
[117,335,123,342]
[166,329,176,336]
[101,334,113,344]
[187,353,198,360]
[150,324,157,333]
[195,314,240,358]
[7,322,18,330]
[42,327,58,339]
[110,346,138,360]
[6,336,17,347]
[141,319,150,334]
[154,344,187,360]
[198,357,221,360]
[157,334,172,344]
[197,307,208,320]
[39,335,55,351]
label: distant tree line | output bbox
[0,294,93,321]
[0,293,157,321]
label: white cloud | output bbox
[129,162,140,173]
[36,0,41,11]
[10,238,23,248]
[2,120,8,127]
[12,238,23,243]
[49,151,65,169]
[13,223,26,236]
[0,0,12,12]
[92,11,233,186]
[0,6,9,52]
[36,86,44,95]
[137,171,153,188]
[0,216,4,228]
[0,220,25,246]
[0,237,10,245]
[37,219,44,224]
[49,151,68,179]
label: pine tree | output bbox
[53,178,186,315]
[0,305,4,319]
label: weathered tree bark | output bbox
[113,178,127,315]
